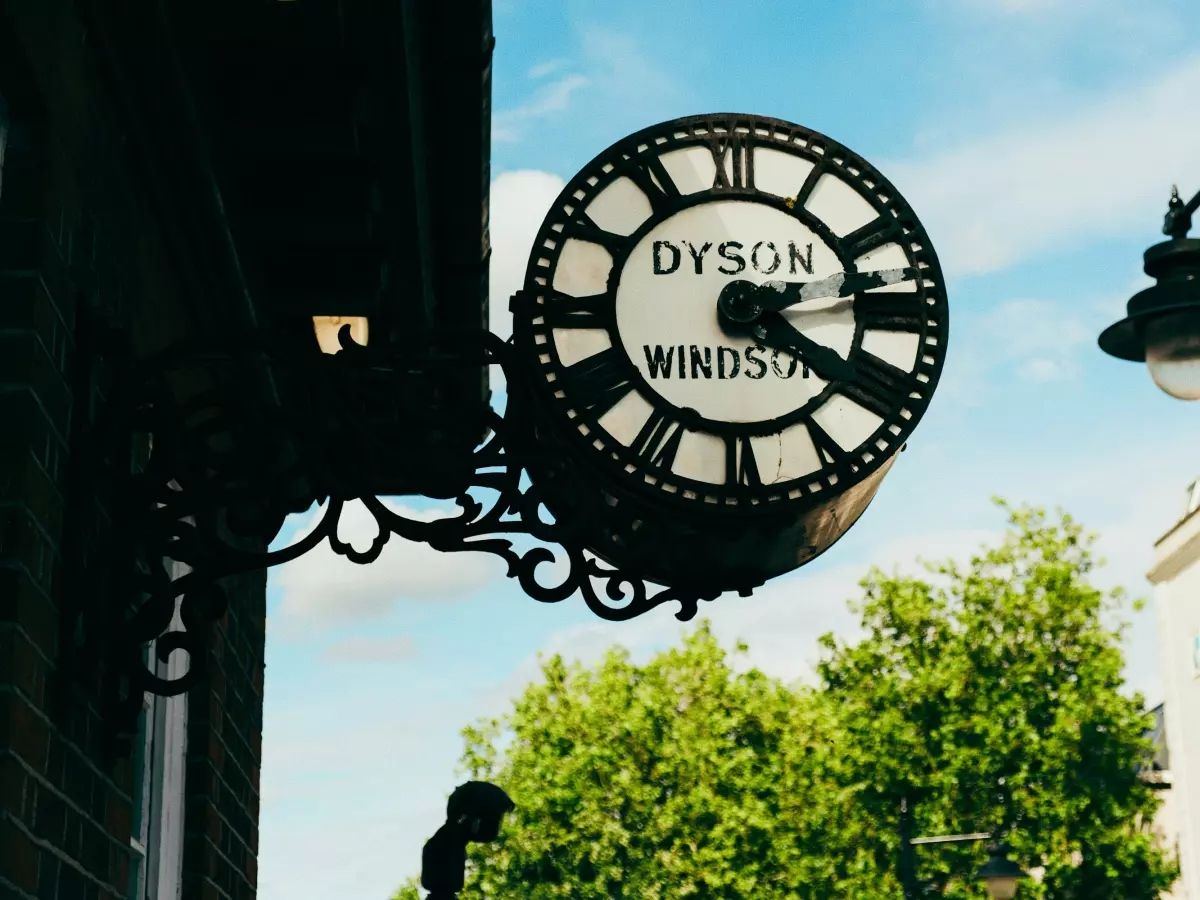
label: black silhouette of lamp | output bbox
[1099,186,1200,400]
[421,781,516,899]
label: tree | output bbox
[456,626,850,900]
[817,502,1177,899]
[403,503,1175,899]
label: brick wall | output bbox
[182,568,266,900]
[0,5,268,899]
[0,75,132,900]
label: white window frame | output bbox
[127,558,191,900]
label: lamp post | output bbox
[421,781,516,900]
[1099,186,1200,399]
[898,797,1030,898]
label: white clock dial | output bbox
[517,115,946,512]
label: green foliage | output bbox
[389,876,422,900]
[400,503,1177,899]
[815,502,1177,899]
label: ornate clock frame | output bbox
[512,114,948,589]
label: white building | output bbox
[1148,480,1200,900]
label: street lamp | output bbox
[975,842,1030,899]
[1099,186,1200,400]
[421,781,516,900]
[899,797,1031,898]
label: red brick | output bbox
[207,733,225,772]
[103,789,129,841]
[0,754,29,822]
[0,817,38,892]
[0,532,60,655]
[0,331,73,438]
[0,273,72,369]
[0,627,47,707]
[112,844,128,894]
[0,391,68,492]
[204,805,221,843]
[2,692,50,773]
[0,449,64,545]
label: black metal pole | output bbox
[899,796,918,900]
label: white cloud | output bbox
[886,55,1200,278]
[488,170,566,340]
[938,0,1183,51]
[576,24,684,107]
[483,527,1002,715]
[493,74,589,143]
[272,499,505,629]
[1019,357,1067,382]
[322,634,416,664]
[528,58,569,79]
[936,277,1150,408]
[259,706,465,899]
[981,297,1097,383]
[956,0,1067,13]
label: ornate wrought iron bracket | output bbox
[66,322,727,748]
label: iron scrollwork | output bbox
[80,324,723,734]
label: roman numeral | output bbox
[725,434,761,488]
[562,213,628,256]
[711,133,754,190]
[806,419,847,469]
[854,291,926,333]
[842,215,902,261]
[542,292,610,328]
[626,156,681,214]
[559,348,635,419]
[790,159,827,210]
[631,408,684,471]
[842,350,910,418]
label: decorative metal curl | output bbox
[83,325,725,730]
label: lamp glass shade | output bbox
[984,875,1019,900]
[313,316,369,354]
[1144,309,1200,400]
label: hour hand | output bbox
[756,267,921,312]
[752,312,857,383]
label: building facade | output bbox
[1149,481,1200,900]
[1,1,492,898]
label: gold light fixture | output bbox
[312,316,369,354]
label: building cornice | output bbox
[1149,505,1200,584]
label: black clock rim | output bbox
[514,113,949,516]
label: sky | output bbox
[256,2,1200,897]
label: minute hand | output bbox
[756,267,921,312]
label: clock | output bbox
[511,114,948,592]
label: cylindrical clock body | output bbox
[513,115,948,593]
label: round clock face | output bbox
[515,114,948,513]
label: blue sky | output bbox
[257,2,1200,897]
